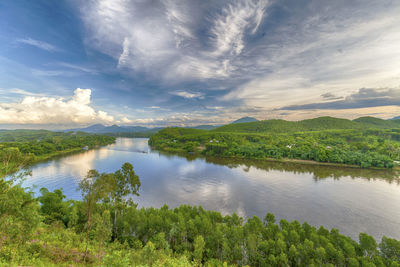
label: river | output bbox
[21,138,400,241]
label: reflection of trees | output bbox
[153,149,400,185]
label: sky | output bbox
[1,0,400,129]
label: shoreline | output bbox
[152,146,399,170]
[2,141,116,177]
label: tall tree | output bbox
[107,162,141,238]
[79,169,105,261]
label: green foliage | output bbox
[214,116,364,133]
[214,116,400,133]
[149,123,400,168]
[38,188,69,224]
[1,164,399,266]
[0,179,41,262]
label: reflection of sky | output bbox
[22,138,400,241]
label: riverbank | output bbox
[1,136,116,178]
[152,145,400,171]
[29,143,114,166]
[149,127,399,169]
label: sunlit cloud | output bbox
[0,88,115,126]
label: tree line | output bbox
[149,128,400,168]
[0,131,115,177]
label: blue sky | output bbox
[1,0,400,128]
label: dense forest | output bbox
[1,163,399,266]
[214,117,400,133]
[149,117,400,169]
[0,130,115,177]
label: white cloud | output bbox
[121,116,133,123]
[16,38,60,52]
[74,0,400,122]
[56,63,98,74]
[210,0,268,56]
[224,8,400,109]
[171,91,204,99]
[78,0,269,81]
[1,88,44,97]
[118,37,130,68]
[0,88,116,126]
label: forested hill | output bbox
[149,116,400,169]
[214,116,400,133]
[231,116,258,124]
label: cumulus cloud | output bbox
[0,88,115,126]
[16,38,60,52]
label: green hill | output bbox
[231,116,258,124]
[214,116,362,133]
[214,116,400,133]
[353,116,400,128]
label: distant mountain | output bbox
[64,124,157,134]
[389,116,400,120]
[231,117,258,124]
[65,123,224,134]
[187,125,220,130]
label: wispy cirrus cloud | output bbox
[77,0,400,114]
[16,38,60,52]
[78,0,269,82]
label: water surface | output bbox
[22,138,400,241]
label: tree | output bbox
[359,233,378,258]
[38,188,68,224]
[92,209,112,251]
[193,235,205,263]
[0,178,40,249]
[380,236,400,262]
[106,162,141,238]
[79,169,103,261]
[0,147,29,178]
